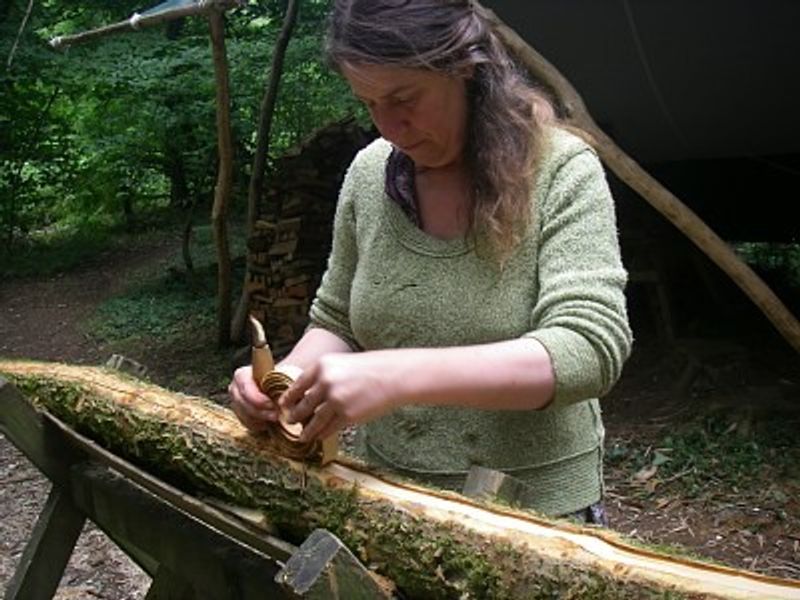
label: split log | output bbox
[2,359,800,600]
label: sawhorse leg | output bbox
[4,486,86,600]
[144,565,195,600]
[1,377,391,599]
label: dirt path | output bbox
[1,236,177,599]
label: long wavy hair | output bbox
[325,0,555,261]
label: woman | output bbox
[229,0,632,522]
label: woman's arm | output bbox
[229,144,366,432]
[280,338,555,443]
[280,327,355,370]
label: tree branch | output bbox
[48,0,239,50]
[209,9,235,347]
[6,0,35,70]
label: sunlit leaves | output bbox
[2,0,362,252]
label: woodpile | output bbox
[246,118,372,357]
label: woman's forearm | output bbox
[389,338,556,411]
[276,337,555,442]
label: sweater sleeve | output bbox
[307,158,361,350]
[523,147,633,408]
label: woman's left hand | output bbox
[279,351,406,443]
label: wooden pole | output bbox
[482,6,800,355]
[48,2,230,49]
[209,9,234,347]
[3,360,800,599]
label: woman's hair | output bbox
[326,0,555,261]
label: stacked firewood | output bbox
[247,118,372,357]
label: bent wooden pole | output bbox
[2,360,800,599]
[48,1,240,50]
[482,7,800,355]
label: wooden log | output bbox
[2,360,800,599]
[48,1,240,50]
[209,8,234,348]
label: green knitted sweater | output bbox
[309,127,632,516]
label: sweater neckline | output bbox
[383,193,473,257]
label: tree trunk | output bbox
[209,10,234,348]
[232,0,301,344]
[482,5,800,355]
[2,360,799,600]
[181,198,197,276]
[121,184,136,232]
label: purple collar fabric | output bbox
[385,147,421,227]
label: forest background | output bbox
[1,0,361,278]
[2,1,800,595]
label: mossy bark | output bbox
[2,360,797,600]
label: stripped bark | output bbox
[2,360,799,600]
[481,5,800,354]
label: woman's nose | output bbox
[371,106,408,142]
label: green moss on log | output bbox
[5,369,688,599]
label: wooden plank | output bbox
[276,529,392,600]
[41,410,297,565]
[0,377,85,486]
[68,462,288,600]
[144,565,195,600]
[4,486,86,600]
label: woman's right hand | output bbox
[228,365,280,432]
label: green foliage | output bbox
[0,221,115,279]
[90,276,217,343]
[2,0,361,262]
[86,223,244,344]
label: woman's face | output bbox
[342,63,470,170]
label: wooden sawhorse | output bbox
[0,377,391,600]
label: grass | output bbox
[88,276,217,343]
[1,224,119,279]
[0,208,188,280]
[82,221,248,396]
[606,412,800,500]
